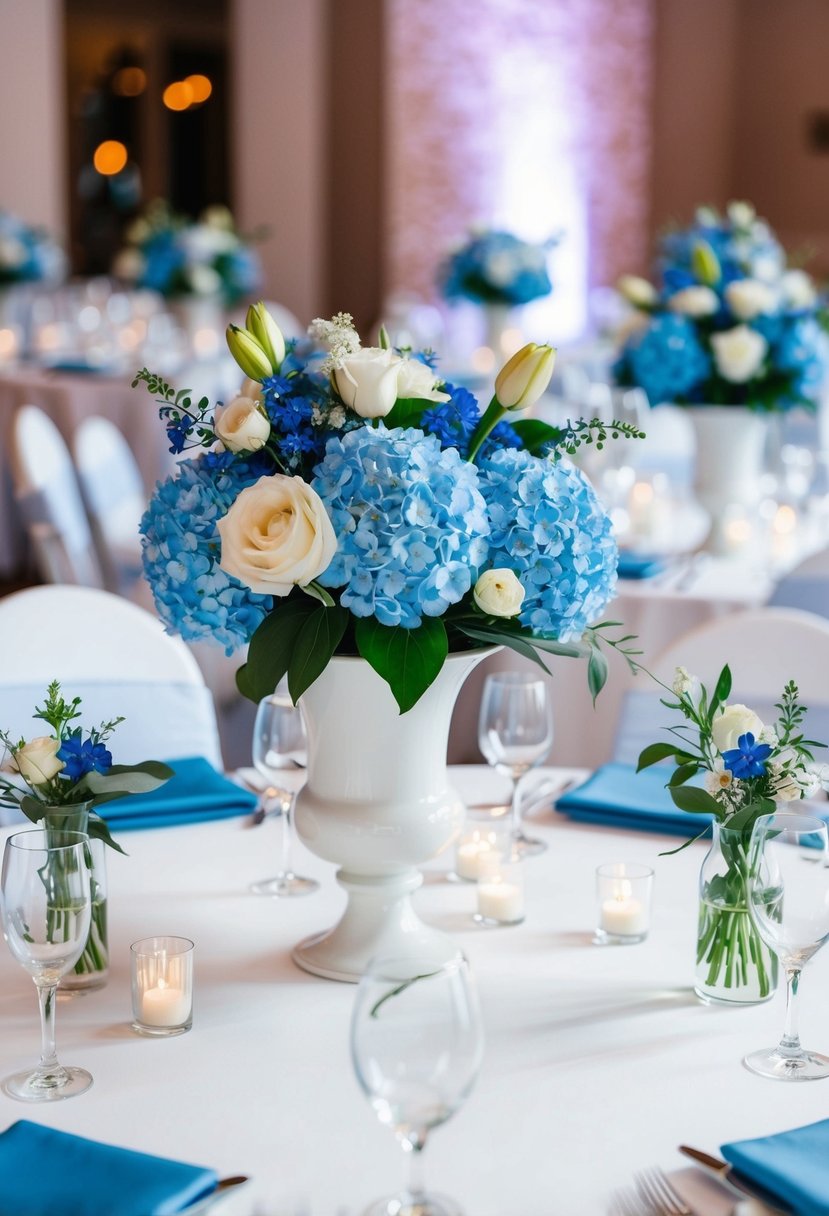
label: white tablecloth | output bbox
[1,766,825,1215]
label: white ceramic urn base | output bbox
[292,649,492,983]
[687,406,768,554]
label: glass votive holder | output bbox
[454,821,505,882]
[131,936,194,1037]
[593,863,653,945]
[474,852,525,927]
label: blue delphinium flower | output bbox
[477,448,617,641]
[312,425,490,627]
[57,733,112,782]
[622,314,711,405]
[141,456,273,654]
[421,383,481,453]
[721,732,772,779]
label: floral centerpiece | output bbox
[438,229,556,308]
[113,201,262,304]
[0,210,65,286]
[0,683,172,985]
[638,664,826,1004]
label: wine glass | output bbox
[351,954,484,1216]
[478,672,553,857]
[249,693,319,897]
[744,812,829,1081]
[1,829,92,1101]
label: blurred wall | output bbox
[0,0,66,237]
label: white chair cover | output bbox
[769,546,829,618]
[72,415,146,592]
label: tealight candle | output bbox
[474,854,525,926]
[454,826,502,882]
[131,936,194,1036]
[594,863,653,945]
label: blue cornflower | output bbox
[721,732,772,779]
[58,733,112,782]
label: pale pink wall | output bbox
[230,0,326,325]
[0,0,66,238]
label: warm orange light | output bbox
[163,81,194,111]
[112,66,146,97]
[185,74,212,103]
[93,140,128,175]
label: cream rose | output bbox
[240,376,264,404]
[334,347,401,418]
[667,286,719,317]
[780,269,817,310]
[710,325,767,383]
[473,568,525,618]
[396,357,450,403]
[217,475,337,596]
[617,275,657,308]
[724,279,777,321]
[11,736,64,785]
[711,703,765,754]
[214,395,270,454]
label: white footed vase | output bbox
[292,649,492,982]
[687,406,768,554]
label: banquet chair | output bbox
[0,586,223,823]
[612,607,829,766]
[9,405,104,588]
[768,546,829,618]
[72,415,146,594]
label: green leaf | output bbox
[521,634,586,660]
[82,764,171,797]
[453,622,550,674]
[510,418,564,455]
[239,595,318,703]
[711,664,732,714]
[658,826,710,857]
[355,617,448,713]
[19,794,45,824]
[587,647,608,704]
[668,761,701,787]
[637,741,683,771]
[87,814,127,856]
[383,397,432,431]
[725,798,776,833]
[287,606,350,703]
[668,785,722,816]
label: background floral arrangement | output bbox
[438,228,556,307]
[136,304,642,711]
[0,210,65,286]
[113,201,262,304]
[613,201,829,411]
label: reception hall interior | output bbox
[3,2,829,1215]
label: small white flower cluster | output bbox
[309,312,361,373]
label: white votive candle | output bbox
[594,864,653,945]
[600,895,648,937]
[131,936,194,1036]
[477,880,525,924]
[454,826,503,882]
[140,981,190,1027]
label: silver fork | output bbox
[610,1187,650,1216]
[635,1167,694,1215]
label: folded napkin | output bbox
[722,1118,829,1215]
[555,761,712,836]
[0,1120,217,1216]
[99,756,257,831]
[617,552,666,580]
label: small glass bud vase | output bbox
[695,821,777,1005]
[44,805,109,994]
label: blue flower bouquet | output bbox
[0,211,65,286]
[438,229,555,307]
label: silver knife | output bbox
[679,1146,792,1214]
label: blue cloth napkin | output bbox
[555,761,713,836]
[99,756,257,831]
[0,1120,218,1216]
[617,552,666,580]
[722,1118,829,1215]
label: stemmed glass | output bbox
[744,812,829,1080]
[1,829,92,1101]
[351,954,484,1216]
[478,672,553,857]
[249,693,319,897]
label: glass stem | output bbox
[281,794,295,878]
[35,981,62,1079]
[510,772,524,840]
[406,1136,427,1199]
[779,967,802,1057]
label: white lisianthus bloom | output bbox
[727,200,756,229]
[704,759,733,795]
[334,347,401,418]
[617,275,657,308]
[214,396,270,454]
[758,725,779,748]
[181,224,237,261]
[710,325,768,383]
[711,703,765,753]
[667,286,719,317]
[473,569,525,618]
[725,279,777,321]
[11,736,64,785]
[217,474,337,596]
[396,357,451,403]
[770,763,802,802]
[780,269,817,310]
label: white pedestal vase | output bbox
[292,649,493,982]
[687,406,769,554]
[482,303,519,360]
[169,295,224,355]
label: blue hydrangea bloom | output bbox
[623,315,711,405]
[141,456,273,654]
[312,425,490,627]
[58,733,112,782]
[439,231,553,305]
[775,316,829,400]
[477,448,617,641]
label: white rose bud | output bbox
[780,269,817,310]
[214,395,270,454]
[334,347,402,419]
[710,325,767,383]
[217,474,337,597]
[667,286,719,317]
[11,736,64,785]
[711,703,765,754]
[473,568,525,618]
[396,357,450,403]
[617,275,657,308]
[725,279,777,321]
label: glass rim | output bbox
[483,671,547,688]
[596,861,654,880]
[361,951,470,984]
[5,828,90,854]
[130,935,195,957]
[751,811,829,836]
